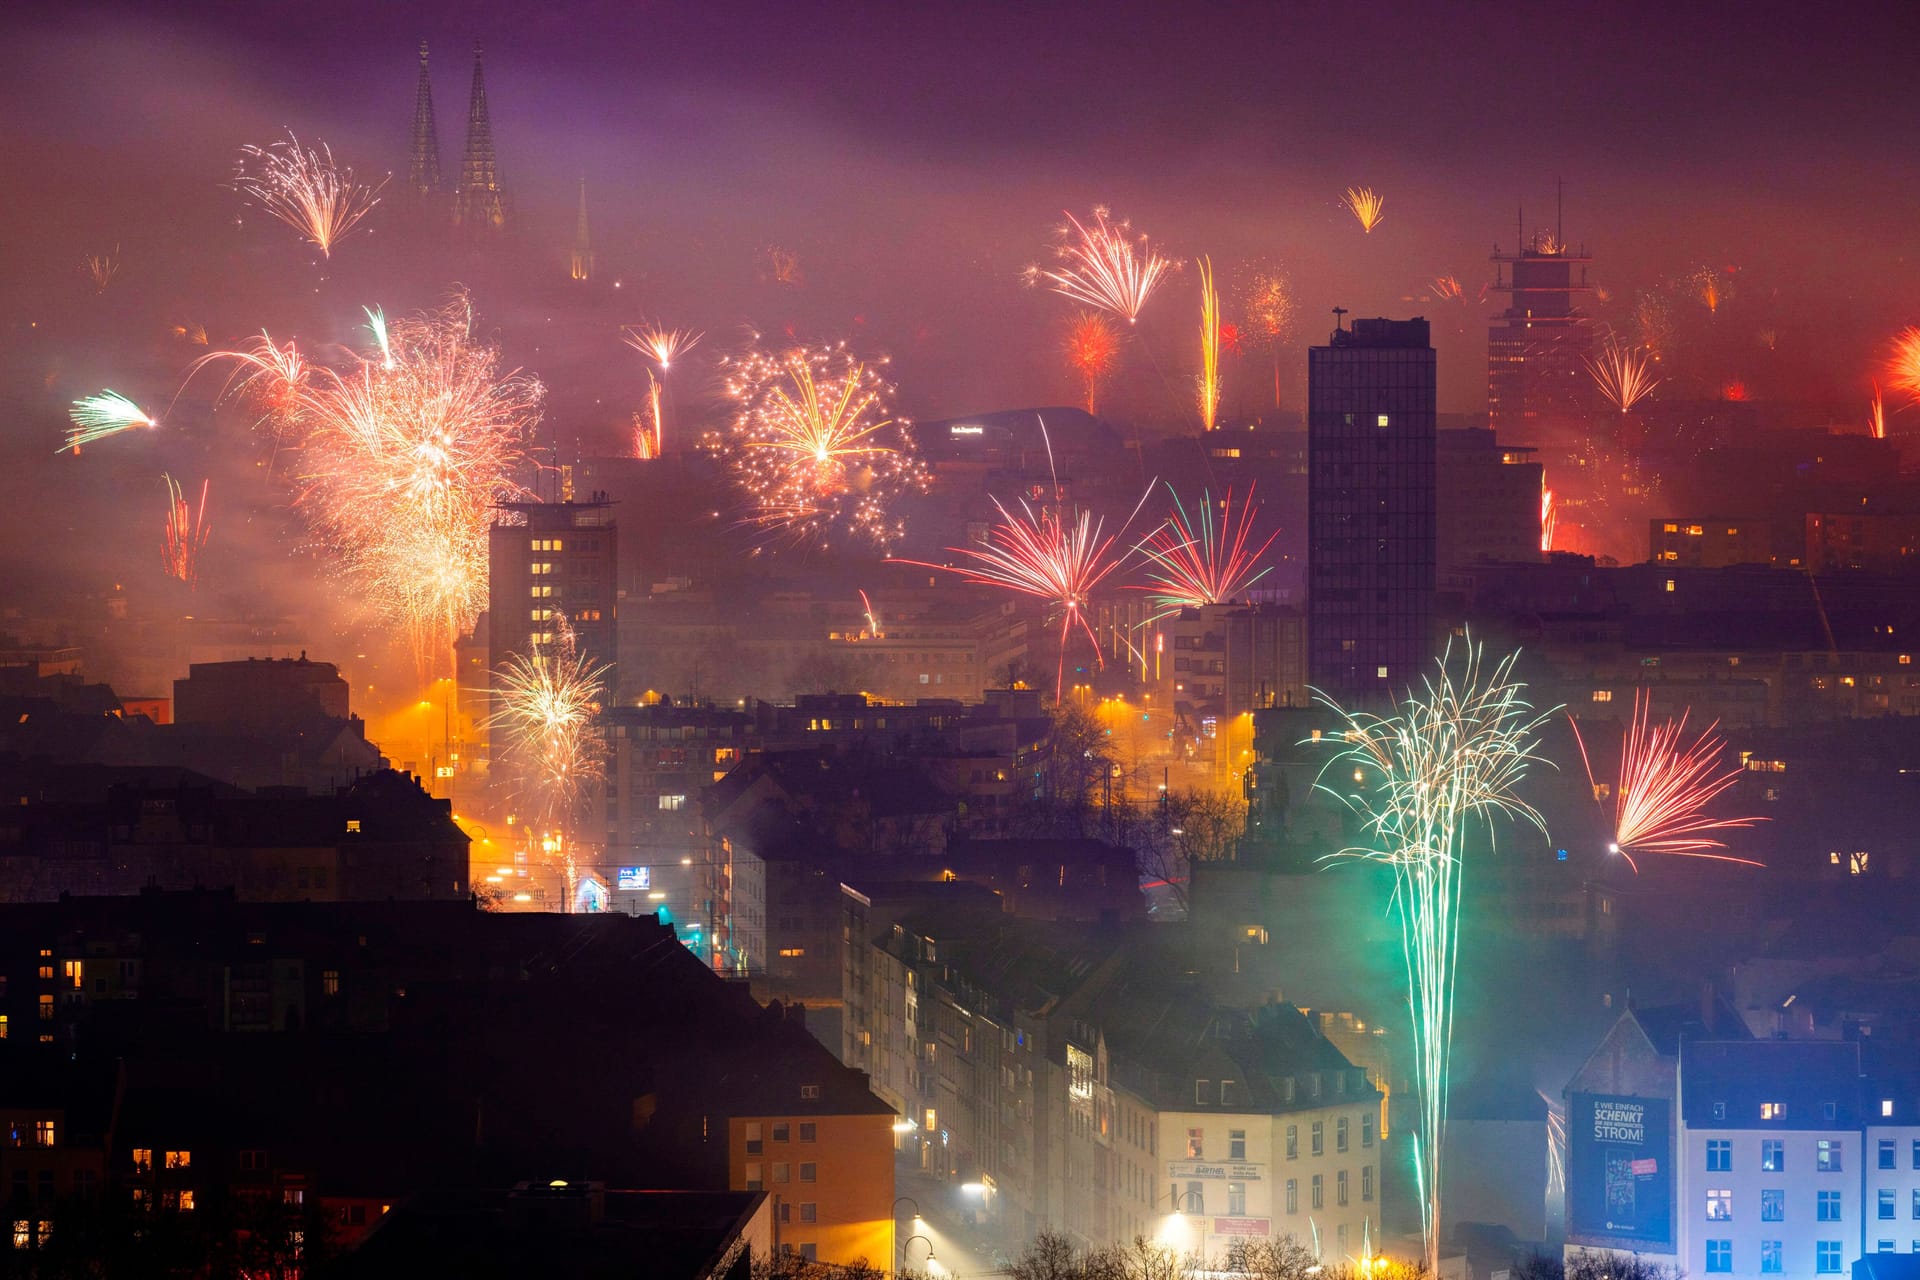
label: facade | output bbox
[1650,518,1783,569]
[1486,228,1596,447]
[1307,317,1437,707]
[727,1092,895,1266]
[172,655,349,728]
[488,499,619,688]
[1436,428,1546,571]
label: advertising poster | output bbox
[1568,1093,1671,1247]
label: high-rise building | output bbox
[570,176,593,281]
[1487,210,1595,446]
[453,42,505,231]
[407,40,441,198]
[1307,316,1437,706]
[487,498,619,690]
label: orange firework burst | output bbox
[1430,275,1463,302]
[161,474,211,590]
[1343,185,1385,233]
[1720,379,1751,403]
[623,322,701,453]
[83,247,120,293]
[1063,311,1120,414]
[1885,327,1920,407]
[233,131,387,258]
[1026,207,1171,324]
[192,331,311,430]
[1585,338,1661,414]
[1570,692,1764,870]
[1689,265,1729,315]
[1240,268,1294,408]
[720,343,925,550]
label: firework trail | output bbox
[487,619,610,909]
[83,247,120,293]
[720,343,925,550]
[1756,328,1778,352]
[859,589,883,637]
[1197,257,1223,431]
[1540,486,1555,554]
[1869,382,1887,439]
[1886,327,1920,408]
[1585,338,1661,414]
[64,391,156,452]
[1312,637,1554,1274]
[1689,265,1729,314]
[1135,484,1278,619]
[1569,692,1763,871]
[624,323,703,453]
[1026,207,1171,324]
[189,332,311,436]
[1344,185,1385,233]
[161,474,211,590]
[170,321,209,345]
[761,245,803,286]
[1063,311,1120,415]
[365,306,395,370]
[1430,275,1464,302]
[233,130,387,258]
[1240,269,1294,408]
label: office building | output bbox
[1487,221,1595,447]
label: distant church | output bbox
[409,41,508,233]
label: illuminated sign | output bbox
[948,424,985,436]
[1213,1218,1270,1237]
[1166,1161,1263,1182]
[1569,1093,1671,1247]
[616,866,651,891]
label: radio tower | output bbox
[454,42,505,230]
[407,41,441,198]
[570,177,593,281]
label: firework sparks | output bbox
[1756,328,1778,352]
[1344,185,1385,233]
[623,323,703,454]
[64,390,155,452]
[721,344,925,549]
[1585,338,1661,414]
[1241,268,1294,408]
[233,130,387,258]
[761,245,803,286]
[487,620,610,907]
[1027,207,1171,324]
[83,247,120,293]
[1569,691,1763,871]
[1886,327,1920,407]
[1063,310,1120,415]
[170,321,209,345]
[365,306,395,370]
[1540,486,1555,553]
[1869,381,1887,439]
[636,372,664,459]
[161,474,211,590]
[859,589,883,638]
[1690,266,1728,314]
[1197,256,1222,431]
[1430,275,1463,302]
[190,332,311,431]
[1136,484,1278,618]
[1720,379,1751,403]
[1633,291,1674,361]
[1313,638,1554,1274]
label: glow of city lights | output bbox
[233,130,387,258]
[1063,310,1120,415]
[161,474,210,590]
[1585,338,1661,414]
[1027,207,1171,324]
[1568,691,1764,872]
[1344,185,1385,233]
[1196,256,1222,431]
[63,390,156,452]
[1135,484,1278,618]
[1313,638,1554,1275]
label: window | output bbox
[1707,1189,1732,1221]
[1761,1101,1785,1120]
[282,1189,303,1206]
[1228,1181,1246,1215]
[658,794,686,811]
[164,1150,190,1170]
[799,1162,816,1183]
[1706,1240,1731,1273]
[0,1015,7,1040]
[1187,1128,1204,1159]
[1883,1140,1898,1169]
[1818,1190,1842,1221]
[1817,1241,1842,1273]
[133,1149,151,1173]
[1592,690,1613,703]
[1912,1188,1920,1219]
[1311,1174,1323,1210]
[177,1191,196,1212]
[799,1123,816,1142]
[1363,1165,1374,1201]
[322,969,339,997]
[1914,1140,1920,1170]
[239,1150,267,1172]
[1882,1189,1897,1220]
[1195,1079,1210,1106]
[62,960,81,990]
[1819,1139,1843,1172]
[1285,1179,1298,1214]
[1337,1117,1350,1153]
[1362,1112,1375,1147]
[1760,1240,1782,1274]
[37,995,52,1022]
[1337,1170,1349,1206]
[1886,1101,1897,1119]
[745,1122,762,1154]
[1881,1241,1897,1254]
[36,950,52,980]
[1707,1139,1731,1171]
[1311,1121,1324,1156]
[1229,1129,1246,1161]
[1761,1189,1784,1221]
[1285,1125,1298,1160]
[33,1122,53,1149]
[772,1162,789,1184]
[744,1163,762,1191]
[772,1123,789,1143]
[800,1203,817,1223]
[799,1085,820,1100]
[1762,1139,1784,1172]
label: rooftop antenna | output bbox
[1331,305,1348,333]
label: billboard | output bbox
[1569,1093,1671,1247]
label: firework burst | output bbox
[161,475,211,589]
[191,331,311,428]
[1633,291,1674,362]
[1197,257,1223,430]
[1430,275,1463,302]
[1027,207,1171,324]
[1585,338,1661,414]
[1135,484,1277,618]
[233,130,387,258]
[64,391,155,452]
[1313,638,1554,1275]
[1569,691,1763,870]
[720,344,924,549]
[83,247,120,293]
[623,323,703,454]
[1344,185,1385,233]
[1540,486,1555,553]
[1869,381,1887,439]
[1886,327,1920,408]
[1690,265,1729,314]
[1241,269,1295,409]
[1063,310,1120,414]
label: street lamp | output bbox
[902,1233,936,1275]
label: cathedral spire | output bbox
[407,40,441,197]
[454,41,504,230]
[570,177,593,281]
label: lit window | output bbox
[1666,578,1677,592]
[1664,523,1678,533]
[1592,690,1613,702]
[1707,1188,1732,1220]
[133,1149,151,1172]
[37,995,52,1022]
[345,819,361,834]
[1761,1101,1785,1120]
[657,795,686,811]
[1819,1139,1843,1171]
[323,969,339,997]
[1375,666,1388,679]
[778,948,806,958]
[179,1191,195,1212]
[62,960,81,989]
[0,1015,7,1040]
[164,1150,191,1170]
[1375,414,1389,427]
[33,1121,53,1148]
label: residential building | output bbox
[487,496,618,695]
[1437,429,1546,571]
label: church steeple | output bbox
[407,40,441,197]
[570,177,593,281]
[453,41,504,230]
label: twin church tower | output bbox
[408,41,506,232]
